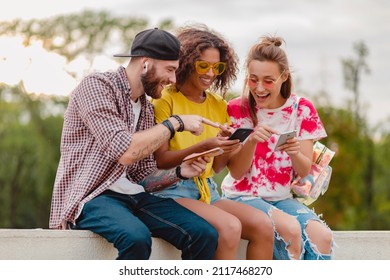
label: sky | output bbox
[1,0,390,128]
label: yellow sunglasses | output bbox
[195,61,226,76]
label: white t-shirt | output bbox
[109,98,145,194]
[221,94,327,201]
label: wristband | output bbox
[175,165,189,180]
[171,115,185,132]
[161,119,175,139]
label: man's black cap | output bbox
[114,28,180,60]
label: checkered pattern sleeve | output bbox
[49,67,157,229]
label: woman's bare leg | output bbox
[305,220,333,255]
[213,199,274,259]
[270,209,302,259]
[176,198,242,259]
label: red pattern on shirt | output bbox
[222,94,327,201]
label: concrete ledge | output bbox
[0,229,389,260]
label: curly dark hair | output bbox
[174,24,239,98]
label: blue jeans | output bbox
[229,196,333,260]
[74,190,218,260]
[151,178,221,204]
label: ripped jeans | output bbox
[229,196,333,260]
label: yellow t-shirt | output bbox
[152,86,230,179]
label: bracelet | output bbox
[171,115,184,132]
[161,119,175,139]
[175,165,189,180]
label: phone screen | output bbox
[228,128,253,142]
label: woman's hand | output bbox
[180,156,210,178]
[277,137,301,156]
[248,124,278,144]
[217,123,234,138]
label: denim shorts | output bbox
[229,196,322,224]
[228,196,332,260]
[152,178,221,204]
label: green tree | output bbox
[342,41,370,127]
[373,121,390,228]
[309,41,390,230]
[0,10,171,228]
[0,10,174,73]
[0,10,148,63]
[312,105,365,229]
[342,41,375,228]
[0,83,66,227]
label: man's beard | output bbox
[141,66,161,99]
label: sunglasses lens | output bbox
[247,79,274,89]
[263,81,274,89]
[196,62,210,74]
[213,62,226,75]
[247,79,257,88]
[196,61,226,75]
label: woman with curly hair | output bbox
[150,24,274,259]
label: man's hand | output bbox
[175,115,205,136]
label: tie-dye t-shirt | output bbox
[221,93,327,201]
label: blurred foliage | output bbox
[0,10,147,62]
[1,10,389,230]
[0,9,174,64]
[0,83,65,227]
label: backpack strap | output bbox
[293,96,301,132]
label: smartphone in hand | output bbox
[228,128,253,142]
[183,147,224,163]
[275,130,297,148]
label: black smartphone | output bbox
[228,128,253,142]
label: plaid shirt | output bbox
[49,66,157,229]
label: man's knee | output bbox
[193,217,219,242]
[114,226,152,260]
[192,219,219,253]
[203,221,219,244]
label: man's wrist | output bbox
[161,119,175,139]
